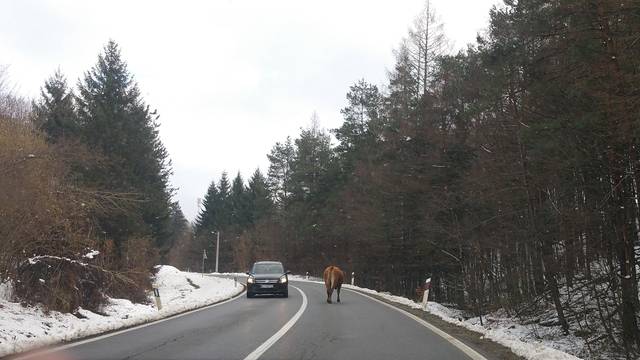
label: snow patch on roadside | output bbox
[83,250,100,259]
[289,275,322,283]
[0,265,243,358]
[290,276,580,360]
[0,280,13,301]
[208,272,247,277]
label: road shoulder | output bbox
[346,288,526,360]
[5,274,246,360]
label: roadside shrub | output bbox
[1,118,154,312]
[106,237,158,303]
[0,118,93,278]
[15,255,151,313]
[15,256,106,313]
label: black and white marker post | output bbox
[421,277,431,311]
[153,288,162,310]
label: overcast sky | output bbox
[1,0,500,220]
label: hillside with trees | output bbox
[183,1,640,358]
[1,1,639,358]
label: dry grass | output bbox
[0,118,155,312]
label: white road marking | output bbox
[14,288,246,360]
[243,285,308,360]
[346,289,488,360]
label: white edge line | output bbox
[345,289,488,360]
[243,285,308,360]
[13,286,246,360]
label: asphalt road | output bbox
[31,280,482,360]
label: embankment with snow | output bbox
[0,265,242,357]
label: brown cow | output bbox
[323,265,344,304]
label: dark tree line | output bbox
[185,170,273,272]
[185,1,640,357]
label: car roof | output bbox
[253,261,283,265]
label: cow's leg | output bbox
[336,284,341,303]
[326,288,333,303]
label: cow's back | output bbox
[323,265,344,289]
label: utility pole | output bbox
[215,231,220,273]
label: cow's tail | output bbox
[330,268,336,290]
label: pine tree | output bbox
[292,115,334,201]
[76,40,173,253]
[335,80,382,155]
[267,137,296,208]
[33,69,78,142]
[387,42,420,130]
[217,172,232,227]
[216,171,237,271]
[230,172,251,228]
[193,179,224,271]
[218,172,230,198]
[195,181,220,235]
[247,168,273,224]
[334,80,383,183]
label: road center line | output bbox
[346,289,488,360]
[243,285,308,360]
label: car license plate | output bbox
[261,284,274,288]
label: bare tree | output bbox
[0,66,31,122]
[407,0,450,97]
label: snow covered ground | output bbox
[0,266,243,358]
[210,271,248,277]
[289,276,581,360]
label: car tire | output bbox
[282,290,288,298]
[247,291,254,298]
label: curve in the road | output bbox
[12,278,492,360]
[346,289,487,360]
[260,281,479,360]
[243,285,308,360]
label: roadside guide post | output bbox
[234,276,237,287]
[153,288,162,310]
[305,271,309,280]
[422,277,431,311]
[351,272,355,286]
[202,249,207,277]
[215,231,220,273]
